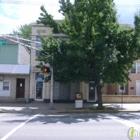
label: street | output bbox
[0,113,140,140]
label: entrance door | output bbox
[136,81,140,95]
[36,81,43,100]
[88,82,96,101]
[16,78,25,98]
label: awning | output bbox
[0,64,30,74]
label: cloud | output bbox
[0,14,21,34]
[114,0,140,25]
[0,0,63,34]
[0,0,140,34]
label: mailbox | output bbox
[75,92,83,100]
[75,92,83,109]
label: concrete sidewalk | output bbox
[0,102,140,114]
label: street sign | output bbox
[0,40,7,46]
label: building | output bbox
[102,59,140,96]
[0,37,30,102]
[30,23,140,103]
[29,23,98,103]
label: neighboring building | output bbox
[102,59,140,96]
[0,37,30,102]
[29,23,98,103]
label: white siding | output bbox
[18,44,30,64]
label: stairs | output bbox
[16,98,26,103]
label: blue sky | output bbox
[0,0,140,34]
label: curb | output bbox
[0,109,140,114]
[54,109,140,114]
[0,109,6,113]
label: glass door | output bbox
[36,81,43,100]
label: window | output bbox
[35,74,44,80]
[3,82,9,90]
[136,63,140,73]
[131,63,136,73]
[131,63,140,73]
[119,85,125,93]
[36,36,42,56]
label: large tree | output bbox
[37,0,140,109]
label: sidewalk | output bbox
[0,102,140,114]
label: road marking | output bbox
[106,115,140,131]
[0,114,6,117]
[0,114,40,140]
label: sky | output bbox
[0,0,140,34]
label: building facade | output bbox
[0,37,30,102]
[30,23,140,103]
[29,24,98,103]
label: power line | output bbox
[0,1,140,7]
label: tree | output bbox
[12,23,32,40]
[11,23,32,51]
[36,0,140,109]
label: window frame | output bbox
[131,62,140,74]
[3,81,10,91]
[131,63,136,73]
[119,85,126,93]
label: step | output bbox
[16,98,26,103]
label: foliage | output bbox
[36,0,140,108]
[11,23,32,51]
[12,24,32,40]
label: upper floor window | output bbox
[36,36,42,56]
[131,63,140,73]
[131,63,136,73]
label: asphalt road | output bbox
[0,113,140,140]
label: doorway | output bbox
[35,81,43,100]
[88,82,97,101]
[16,78,25,98]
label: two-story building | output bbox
[0,37,30,102]
[29,23,98,103]
[29,23,140,103]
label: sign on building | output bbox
[0,40,7,46]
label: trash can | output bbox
[75,92,83,109]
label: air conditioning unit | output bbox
[0,75,4,81]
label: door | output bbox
[88,82,96,101]
[136,81,140,95]
[16,78,25,98]
[36,81,43,100]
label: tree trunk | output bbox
[97,83,103,110]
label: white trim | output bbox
[136,63,138,74]
[136,80,140,96]
[136,63,140,74]
[35,80,44,101]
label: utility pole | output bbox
[50,53,54,109]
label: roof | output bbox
[0,36,18,45]
[0,64,30,75]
